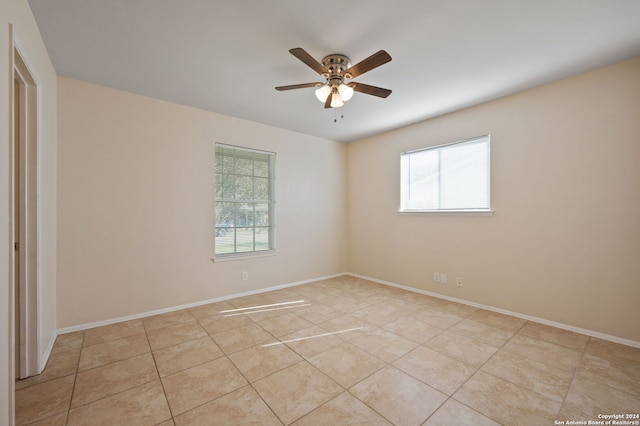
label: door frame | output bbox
[11,39,39,380]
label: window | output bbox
[400,135,490,212]
[215,144,275,256]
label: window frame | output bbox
[399,135,492,214]
[214,143,276,258]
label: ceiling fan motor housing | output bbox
[321,54,352,85]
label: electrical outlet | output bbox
[440,273,447,284]
[433,272,440,283]
[241,271,248,281]
[457,277,463,288]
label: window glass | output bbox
[401,135,490,212]
[215,144,275,255]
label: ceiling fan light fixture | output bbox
[315,84,332,102]
[338,83,354,102]
[330,89,344,108]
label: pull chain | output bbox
[333,106,345,123]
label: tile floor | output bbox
[15,276,640,425]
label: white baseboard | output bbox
[39,331,58,373]
[57,272,348,335]
[348,272,640,349]
[56,270,640,349]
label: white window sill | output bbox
[398,209,494,216]
[211,250,279,263]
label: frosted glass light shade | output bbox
[315,85,332,102]
[330,92,344,108]
[338,84,354,102]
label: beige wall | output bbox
[1,0,58,422]
[348,58,640,342]
[57,77,348,328]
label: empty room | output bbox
[2,0,640,425]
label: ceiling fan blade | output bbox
[344,50,392,79]
[351,83,392,98]
[275,83,322,91]
[324,91,333,109]
[289,48,328,76]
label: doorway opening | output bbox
[12,46,39,380]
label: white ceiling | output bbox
[28,0,640,143]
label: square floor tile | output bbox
[198,311,254,334]
[562,374,640,418]
[577,353,640,396]
[292,284,335,302]
[432,300,477,317]
[425,399,500,426]
[351,303,407,327]
[424,331,498,368]
[253,361,342,425]
[78,333,150,371]
[556,404,596,423]
[308,342,385,388]
[227,294,273,309]
[294,302,343,324]
[382,315,443,344]
[325,295,371,313]
[146,319,208,351]
[382,297,423,313]
[188,300,235,321]
[394,346,476,395]
[293,391,392,425]
[255,312,314,337]
[350,328,417,363]
[143,310,196,332]
[411,308,466,329]
[262,288,305,303]
[72,353,158,408]
[481,350,573,402]
[245,301,310,322]
[15,375,75,425]
[584,337,640,367]
[453,371,561,425]
[467,309,526,333]
[211,323,277,354]
[229,341,302,382]
[174,385,281,426]
[161,357,247,415]
[398,292,441,307]
[449,318,515,347]
[517,322,589,351]
[280,325,345,358]
[67,380,171,425]
[502,334,582,372]
[153,335,224,377]
[349,290,389,303]
[350,366,447,425]
[83,320,145,346]
[368,284,410,298]
[26,411,68,425]
[16,349,80,390]
[51,332,84,355]
[319,314,372,336]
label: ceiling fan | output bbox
[275,48,392,108]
